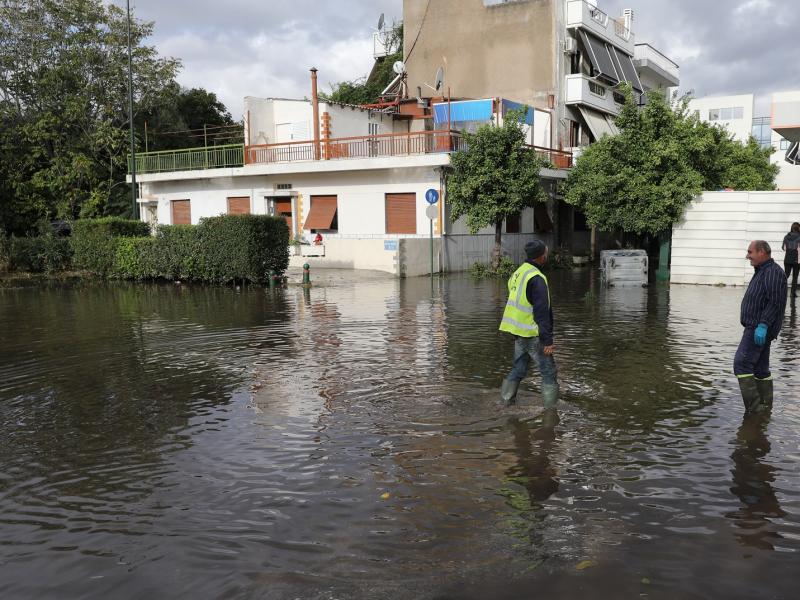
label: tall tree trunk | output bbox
[492,221,502,270]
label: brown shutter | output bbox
[227,196,250,215]
[171,199,191,225]
[385,193,416,234]
[274,200,293,230]
[303,196,338,230]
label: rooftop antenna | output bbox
[422,66,444,93]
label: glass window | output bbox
[719,107,733,120]
[709,109,719,121]
[733,107,744,119]
[781,139,789,150]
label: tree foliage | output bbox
[323,24,403,106]
[564,90,778,236]
[447,108,550,266]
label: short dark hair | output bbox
[792,222,800,233]
[753,240,771,255]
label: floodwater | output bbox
[1,271,799,600]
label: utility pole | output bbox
[126,0,138,220]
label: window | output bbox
[227,197,250,215]
[505,213,521,234]
[368,122,379,136]
[171,199,191,225]
[385,193,417,234]
[719,107,733,120]
[751,117,772,149]
[613,91,626,105]
[588,81,606,97]
[574,210,590,232]
[780,139,790,150]
[304,196,338,232]
[708,109,719,121]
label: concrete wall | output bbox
[671,191,800,286]
[321,103,397,138]
[403,0,555,108]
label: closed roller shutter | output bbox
[171,199,191,225]
[275,200,293,230]
[385,193,416,234]
[227,196,250,215]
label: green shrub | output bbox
[0,233,9,272]
[113,237,160,280]
[8,234,72,273]
[71,217,150,275]
[470,256,517,280]
[153,225,202,280]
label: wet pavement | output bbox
[0,270,798,599]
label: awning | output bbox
[303,196,337,230]
[610,46,643,93]
[578,30,619,85]
[578,106,618,141]
[500,99,534,125]
[433,99,494,124]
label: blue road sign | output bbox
[425,188,440,205]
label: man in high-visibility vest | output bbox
[499,239,558,412]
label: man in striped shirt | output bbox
[734,240,787,414]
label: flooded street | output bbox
[1,271,799,599]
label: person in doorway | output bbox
[734,240,787,414]
[499,240,558,415]
[313,232,323,246]
[781,222,800,297]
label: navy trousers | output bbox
[733,327,772,379]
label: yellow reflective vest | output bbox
[498,263,549,338]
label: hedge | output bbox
[0,233,8,272]
[6,234,72,273]
[71,217,151,275]
[109,215,289,284]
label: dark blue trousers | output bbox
[733,327,772,379]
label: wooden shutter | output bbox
[171,199,191,225]
[304,196,338,230]
[385,193,417,234]
[274,200,293,230]
[227,196,250,215]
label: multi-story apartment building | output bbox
[403,0,679,153]
[688,92,800,190]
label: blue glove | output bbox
[754,323,768,346]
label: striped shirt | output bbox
[740,258,787,339]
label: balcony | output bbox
[772,93,800,143]
[566,0,634,55]
[634,44,680,88]
[565,73,624,116]
[128,144,243,175]
[127,131,571,175]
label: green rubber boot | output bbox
[501,378,520,406]
[541,383,559,409]
[738,377,761,413]
[754,378,774,412]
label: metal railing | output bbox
[530,146,573,169]
[245,130,467,165]
[129,144,244,174]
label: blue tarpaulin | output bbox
[501,100,534,125]
[432,99,494,124]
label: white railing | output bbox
[634,44,680,83]
[566,0,635,54]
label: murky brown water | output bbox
[1,271,799,599]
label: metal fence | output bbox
[442,233,555,273]
[128,144,244,174]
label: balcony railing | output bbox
[566,0,634,53]
[128,144,244,174]
[634,43,680,84]
[245,130,467,165]
[531,146,573,169]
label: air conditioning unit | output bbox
[564,37,577,54]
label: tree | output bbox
[137,83,242,151]
[447,108,550,268]
[0,0,180,233]
[323,24,403,106]
[564,90,778,236]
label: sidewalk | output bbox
[284,267,395,287]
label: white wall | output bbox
[687,94,754,142]
[671,191,800,286]
[771,128,800,190]
[320,103,395,139]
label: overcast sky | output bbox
[123,0,798,119]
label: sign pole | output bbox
[424,188,440,279]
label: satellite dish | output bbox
[377,13,385,31]
[434,66,444,91]
[393,60,406,75]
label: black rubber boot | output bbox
[738,377,761,413]
[754,378,774,413]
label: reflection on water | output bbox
[1,274,799,599]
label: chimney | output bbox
[310,68,321,160]
[622,8,633,31]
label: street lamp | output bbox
[126,0,138,220]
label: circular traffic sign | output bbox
[425,205,438,219]
[425,188,439,204]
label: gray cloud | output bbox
[122,0,797,119]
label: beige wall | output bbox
[403,0,555,107]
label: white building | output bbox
[131,88,565,276]
[687,92,800,190]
